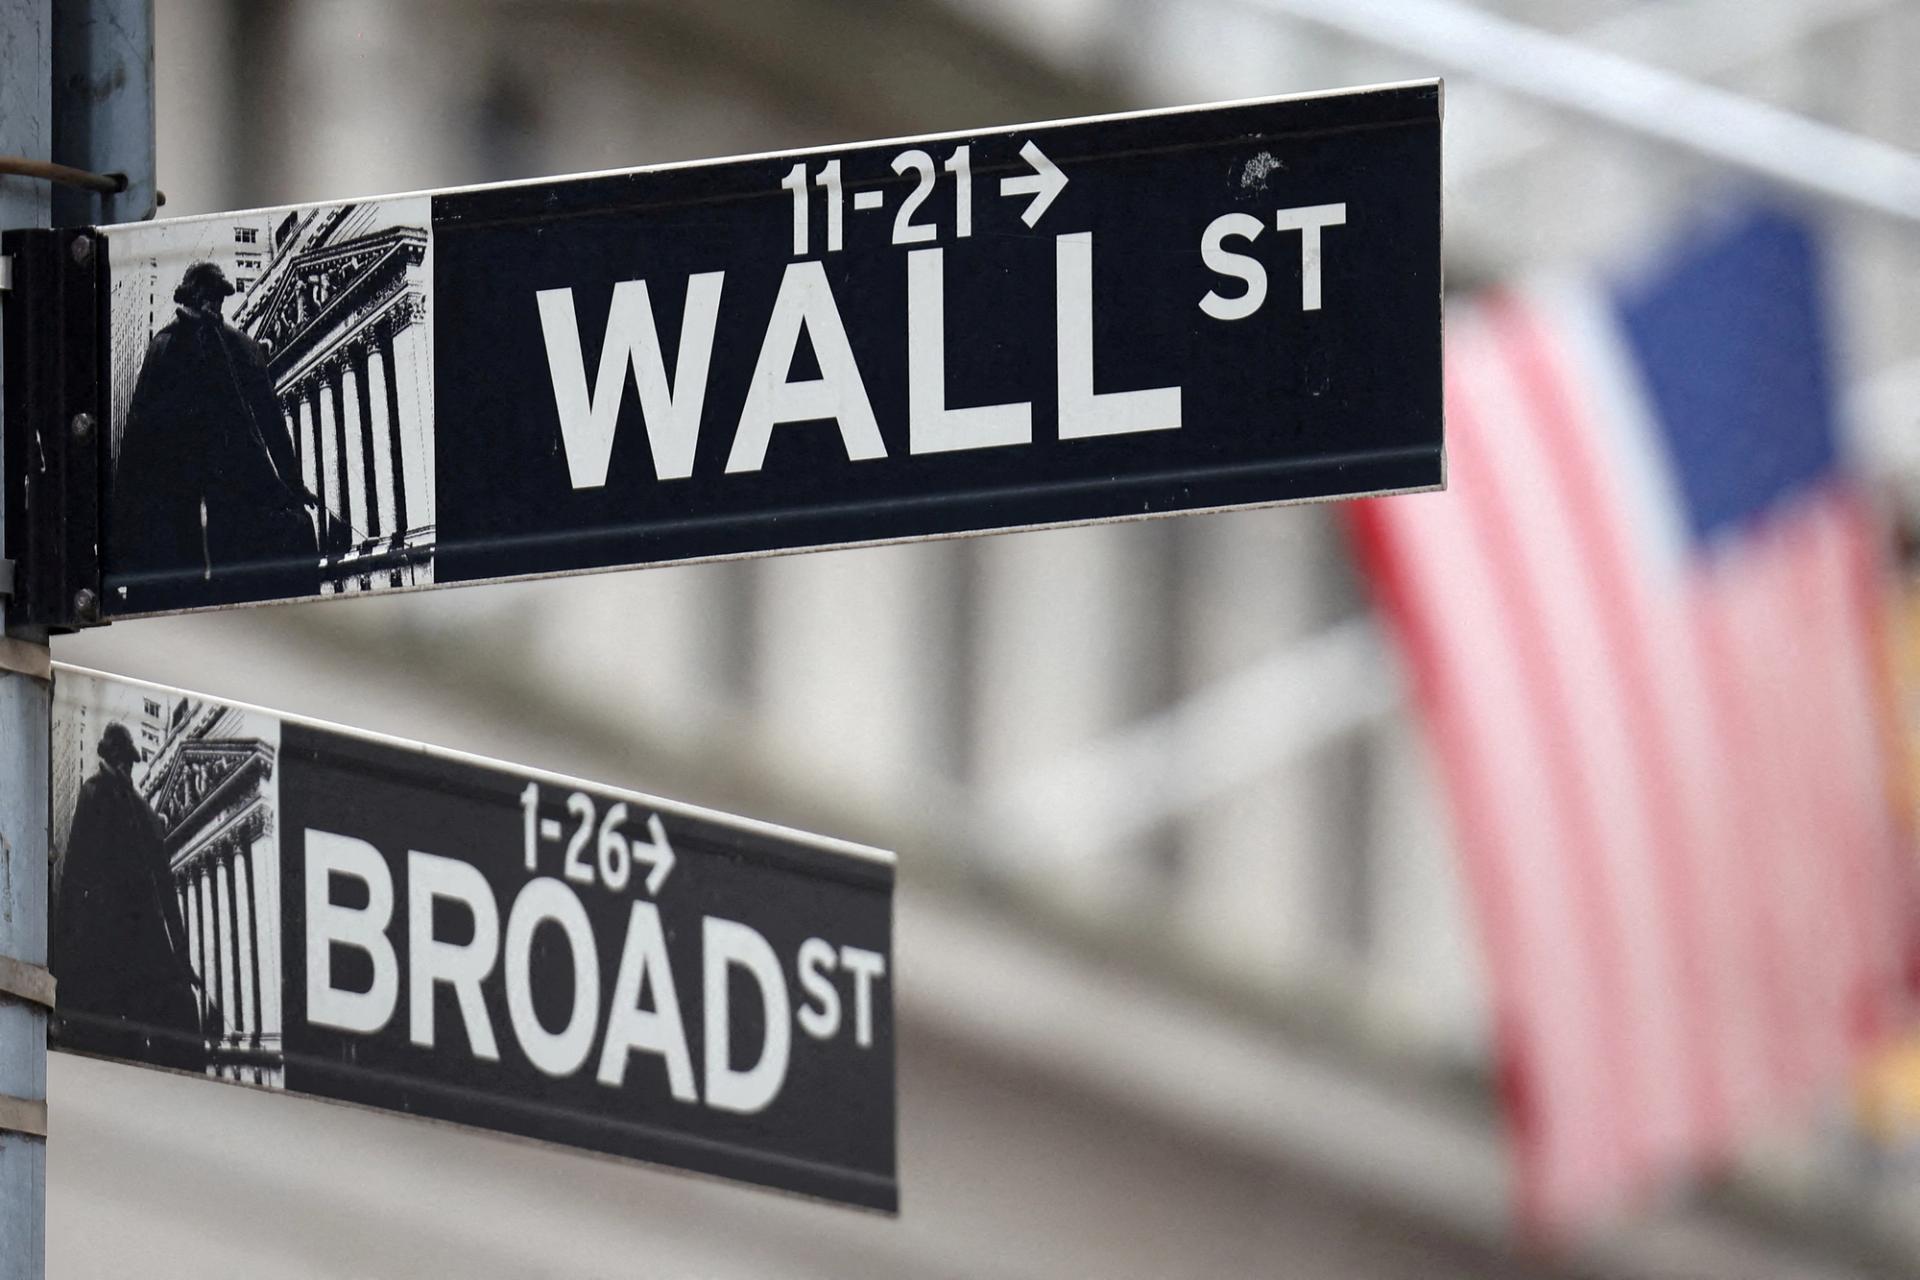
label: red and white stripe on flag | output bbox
[1351,286,1916,1235]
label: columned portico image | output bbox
[145,700,286,1089]
[237,199,436,595]
[47,670,289,1092]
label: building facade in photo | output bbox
[234,198,435,594]
[143,696,286,1089]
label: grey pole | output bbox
[0,1,53,1276]
[52,0,156,227]
[0,4,149,1273]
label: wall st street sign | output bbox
[48,666,897,1210]
[1,80,1440,625]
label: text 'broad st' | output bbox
[47,667,897,1210]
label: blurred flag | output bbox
[1351,205,1917,1235]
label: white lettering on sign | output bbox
[1199,203,1348,318]
[890,151,939,247]
[533,147,1329,484]
[795,937,889,1049]
[306,830,399,1034]
[838,945,887,1050]
[726,260,885,474]
[596,900,697,1101]
[788,145,976,255]
[303,807,879,1116]
[998,140,1068,228]
[407,850,501,1059]
[536,273,724,488]
[796,936,841,1040]
[906,247,1031,455]
[1274,203,1346,311]
[1057,231,1181,439]
[1198,212,1267,322]
[504,876,602,1078]
[521,784,676,894]
[703,916,792,1114]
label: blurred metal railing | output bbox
[1234,0,1920,224]
[983,615,1395,860]
[1441,0,1903,185]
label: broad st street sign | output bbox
[47,666,897,1210]
[1,80,1440,625]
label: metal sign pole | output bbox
[51,0,156,228]
[0,2,54,1274]
[0,4,152,1271]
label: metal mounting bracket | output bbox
[0,1095,46,1140]
[1,227,104,631]
[0,635,49,679]
[0,956,53,1141]
[0,956,53,1010]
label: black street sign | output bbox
[47,666,897,1210]
[9,79,1440,623]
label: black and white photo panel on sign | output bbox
[51,667,288,1087]
[105,197,435,615]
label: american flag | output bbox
[1351,206,1917,1234]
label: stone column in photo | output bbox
[361,332,400,545]
[232,848,261,1046]
[349,341,383,541]
[291,388,317,524]
[283,395,303,488]
[249,816,283,1063]
[318,369,346,564]
[325,360,352,546]
[180,879,199,1012]
[306,381,330,547]
[195,866,217,1030]
[220,853,247,1043]
[210,855,234,1040]
[381,290,433,542]
[338,356,369,552]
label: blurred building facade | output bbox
[47,1,1920,1277]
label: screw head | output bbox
[69,235,92,266]
[72,587,97,618]
[70,411,94,442]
